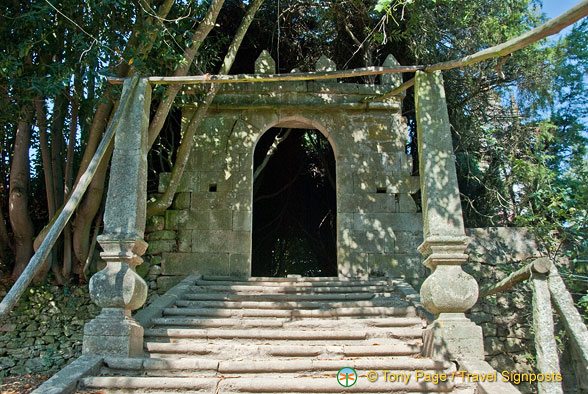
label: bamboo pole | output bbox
[0,76,140,323]
[362,78,415,102]
[107,64,425,85]
[547,265,588,374]
[531,273,564,394]
[478,257,551,298]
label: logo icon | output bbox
[337,367,357,387]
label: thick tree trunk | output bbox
[10,107,35,280]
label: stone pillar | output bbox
[414,70,483,360]
[83,77,151,357]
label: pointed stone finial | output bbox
[382,54,402,87]
[315,55,336,72]
[255,50,276,74]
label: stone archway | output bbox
[156,55,423,285]
[251,127,337,277]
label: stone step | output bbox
[81,375,455,392]
[182,292,378,302]
[103,356,451,373]
[163,305,417,318]
[173,298,405,310]
[144,341,422,357]
[144,327,423,340]
[195,279,396,287]
[150,316,425,329]
[189,284,397,294]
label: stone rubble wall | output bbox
[464,227,541,394]
[0,284,99,378]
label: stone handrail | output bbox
[0,76,140,324]
[478,257,551,298]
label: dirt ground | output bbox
[0,374,49,394]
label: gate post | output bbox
[82,77,151,357]
[414,71,484,360]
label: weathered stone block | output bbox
[368,254,424,282]
[164,210,192,230]
[199,171,233,193]
[156,276,184,292]
[173,193,191,209]
[338,193,394,213]
[394,231,423,254]
[353,213,422,232]
[208,209,233,230]
[146,240,176,255]
[161,252,229,275]
[146,230,176,241]
[337,213,354,231]
[229,254,250,277]
[353,174,419,194]
[145,215,165,232]
[158,172,199,193]
[192,230,233,253]
[232,231,250,254]
[337,251,369,278]
[165,209,232,230]
[376,141,407,153]
[345,230,395,254]
[177,230,192,252]
[232,211,252,232]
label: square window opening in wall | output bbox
[209,184,218,192]
[376,187,387,194]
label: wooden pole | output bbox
[362,78,415,103]
[531,273,564,394]
[0,76,140,323]
[547,265,588,377]
[107,65,425,85]
[478,257,551,298]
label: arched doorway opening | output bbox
[252,128,337,277]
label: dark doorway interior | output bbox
[252,128,337,277]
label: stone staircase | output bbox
[78,276,474,393]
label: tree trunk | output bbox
[63,91,78,279]
[10,106,35,280]
[51,94,67,208]
[34,99,56,219]
[0,205,12,264]
[147,0,226,148]
[147,0,266,217]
